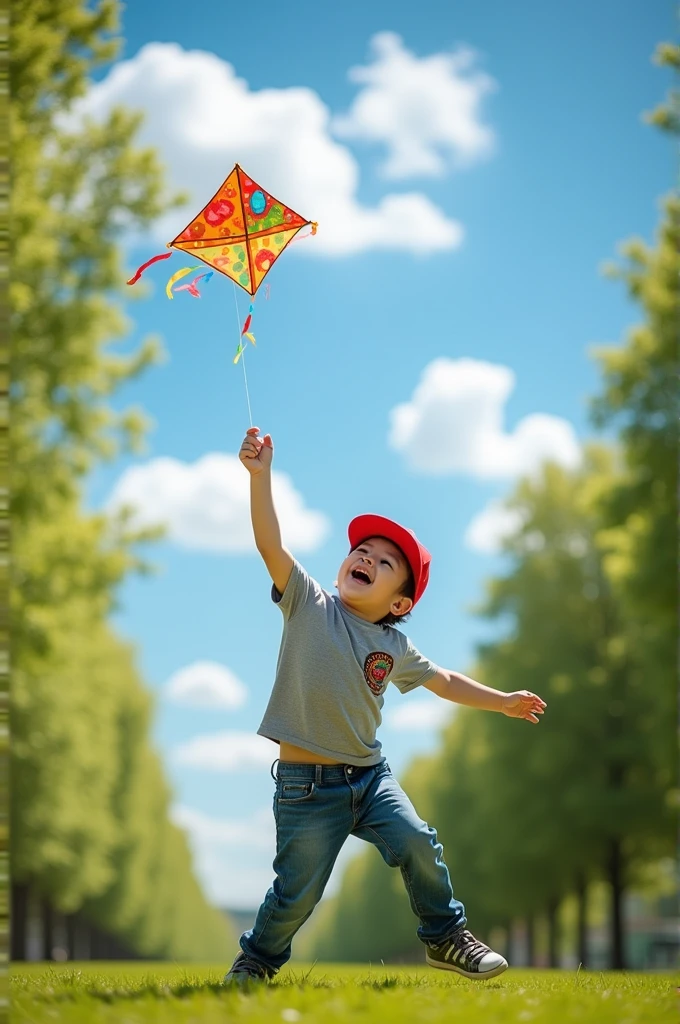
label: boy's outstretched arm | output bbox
[239,426,294,595]
[423,669,547,724]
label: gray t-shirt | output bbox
[257,559,440,765]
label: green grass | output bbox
[10,961,678,1023]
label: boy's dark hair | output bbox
[376,559,415,627]
[349,536,416,628]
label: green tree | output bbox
[591,205,678,808]
[471,454,670,968]
[645,42,680,135]
[10,0,232,959]
[586,38,679,965]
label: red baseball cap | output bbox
[347,514,432,607]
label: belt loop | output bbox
[315,763,323,786]
[270,758,280,782]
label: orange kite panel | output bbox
[169,164,312,296]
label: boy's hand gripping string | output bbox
[239,427,273,476]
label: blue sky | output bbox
[83,0,674,910]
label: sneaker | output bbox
[426,928,508,980]
[223,951,270,987]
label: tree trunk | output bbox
[89,922,101,959]
[41,899,53,961]
[546,899,559,968]
[575,872,588,968]
[505,921,514,965]
[608,838,626,969]
[65,914,77,961]
[10,882,28,961]
[526,914,535,967]
[79,916,91,960]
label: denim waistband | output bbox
[271,757,386,782]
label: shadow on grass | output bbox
[27,964,482,1004]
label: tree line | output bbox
[296,42,678,971]
[10,0,233,960]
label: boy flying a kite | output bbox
[224,426,547,985]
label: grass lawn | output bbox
[11,961,678,1023]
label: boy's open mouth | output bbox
[350,568,372,585]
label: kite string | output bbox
[232,283,253,428]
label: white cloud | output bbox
[165,661,248,710]
[335,32,496,179]
[173,731,275,772]
[464,499,527,555]
[171,804,274,850]
[67,41,464,256]
[106,452,330,554]
[389,358,581,479]
[466,499,592,556]
[387,698,455,731]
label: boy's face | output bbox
[335,536,413,623]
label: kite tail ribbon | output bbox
[239,304,256,347]
[173,270,214,299]
[166,266,201,299]
[127,251,172,285]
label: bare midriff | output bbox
[278,741,344,765]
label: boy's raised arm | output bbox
[239,427,294,595]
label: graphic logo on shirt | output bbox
[364,652,394,696]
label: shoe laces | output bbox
[447,929,490,965]
[231,953,268,979]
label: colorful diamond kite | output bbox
[168,164,315,296]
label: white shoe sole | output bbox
[426,953,509,980]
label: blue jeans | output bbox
[240,758,466,973]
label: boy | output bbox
[225,427,546,985]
